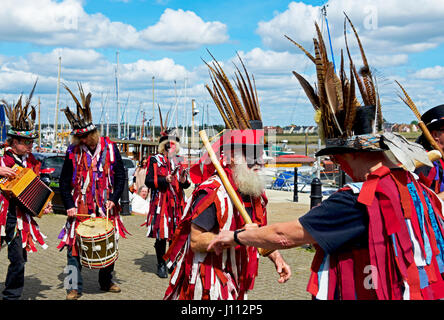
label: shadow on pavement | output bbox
[133,252,158,274]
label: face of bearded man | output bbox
[231,153,265,197]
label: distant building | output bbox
[264,126,283,134]
[279,125,318,134]
[391,123,418,133]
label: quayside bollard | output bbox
[293,167,298,202]
[310,177,322,209]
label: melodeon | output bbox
[0,165,54,218]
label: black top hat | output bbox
[159,134,180,144]
[315,105,387,157]
[421,104,444,131]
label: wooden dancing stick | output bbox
[414,150,442,169]
[199,130,273,257]
[396,81,444,159]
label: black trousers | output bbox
[154,238,174,265]
[66,246,114,294]
[2,220,27,300]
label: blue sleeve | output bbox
[299,189,368,254]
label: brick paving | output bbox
[0,190,316,300]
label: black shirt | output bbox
[191,192,253,232]
[59,143,125,210]
[299,189,369,254]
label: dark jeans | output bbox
[2,222,27,300]
[66,246,114,294]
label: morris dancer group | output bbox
[2,13,444,301]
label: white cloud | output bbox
[0,0,229,51]
[236,48,309,74]
[257,0,444,56]
[140,9,228,50]
[413,66,444,80]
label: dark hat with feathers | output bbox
[287,14,386,157]
[157,105,180,155]
[158,105,180,144]
[204,50,263,131]
[203,51,264,154]
[421,104,444,132]
[62,82,96,136]
[2,79,38,139]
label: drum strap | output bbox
[100,141,108,170]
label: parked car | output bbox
[34,153,65,186]
[33,152,66,214]
[121,157,137,185]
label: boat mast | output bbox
[38,97,41,148]
[54,56,61,145]
[152,76,155,141]
[182,77,188,142]
[115,50,120,139]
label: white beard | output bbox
[232,162,265,197]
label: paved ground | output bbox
[0,189,321,300]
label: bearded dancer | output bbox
[163,53,290,300]
[209,17,444,300]
[57,83,128,300]
[0,81,52,300]
[142,107,190,278]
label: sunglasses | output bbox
[19,139,34,146]
[77,133,90,139]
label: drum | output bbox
[75,217,118,269]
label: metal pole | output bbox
[293,167,298,202]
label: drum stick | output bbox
[74,214,91,217]
[106,206,109,231]
[199,130,273,257]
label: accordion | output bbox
[0,165,54,218]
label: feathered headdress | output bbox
[189,51,265,184]
[2,79,38,139]
[286,14,432,171]
[62,82,96,136]
[204,50,263,130]
[158,104,180,153]
[286,14,384,156]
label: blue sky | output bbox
[0,0,443,130]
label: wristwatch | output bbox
[233,229,246,246]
